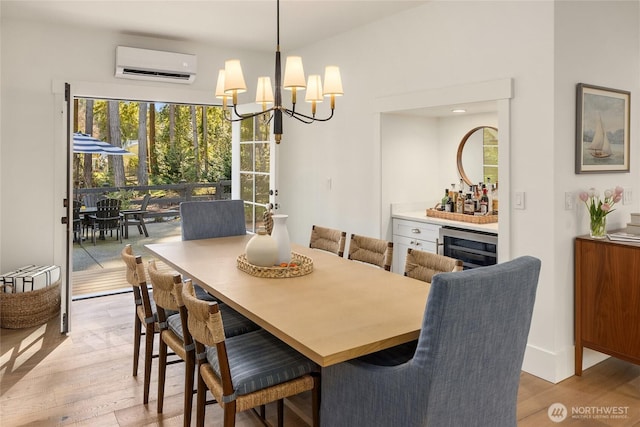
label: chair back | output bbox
[309,225,347,257]
[82,193,106,208]
[140,193,151,211]
[347,234,393,270]
[147,260,180,312]
[180,200,246,241]
[95,198,121,229]
[412,256,541,425]
[121,245,154,320]
[404,248,463,283]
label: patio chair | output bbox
[90,198,122,244]
[123,193,150,238]
[320,256,541,427]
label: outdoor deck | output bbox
[72,218,182,298]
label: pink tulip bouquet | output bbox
[578,186,623,238]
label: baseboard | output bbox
[522,343,610,383]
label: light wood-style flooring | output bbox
[1,292,639,426]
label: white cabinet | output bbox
[392,218,441,274]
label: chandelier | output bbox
[214,0,343,144]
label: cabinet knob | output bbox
[411,228,421,234]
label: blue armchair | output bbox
[320,256,541,427]
[180,199,246,241]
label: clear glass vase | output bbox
[590,216,607,239]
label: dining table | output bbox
[145,234,431,367]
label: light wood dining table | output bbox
[145,234,430,367]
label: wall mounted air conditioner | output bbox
[115,46,197,84]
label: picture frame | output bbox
[576,83,630,173]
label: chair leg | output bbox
[143,323,154,404]
[141,221,149,237]
[277,399,284,427]
[311,373,321,427]
[157,336,167,413]
[223,401,237,427]
[196,368,207,427]
[184,352,195,427]
[133,313,142,377]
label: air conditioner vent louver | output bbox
[115,46,197,84]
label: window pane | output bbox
[240,117,254,142]
[240,173,254,201]
[255,175,270,204]
[256,113,270,141]
[244,203,255,232]
[255,143,270,173]
[240,144,253,172]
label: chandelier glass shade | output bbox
[214,0,343,144]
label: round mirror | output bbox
[456,126,498,187]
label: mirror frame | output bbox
[456,125,498,186]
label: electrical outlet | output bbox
[565,192,574,210]
[623,187,632,205]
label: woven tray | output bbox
[1,281,61,329]
[237,252,313,278]
[426,208,498,224]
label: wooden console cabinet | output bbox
[574,235,640,375]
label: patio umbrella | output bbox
[73,132,132,155]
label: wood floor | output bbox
[1,292,639,426]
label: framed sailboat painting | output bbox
[576,83,630,173]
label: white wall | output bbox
[2,1,639,383]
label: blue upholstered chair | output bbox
[180,199,246,241]
[320,256,541,427]
[180,199,247,301]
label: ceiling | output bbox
[1,1,428,52]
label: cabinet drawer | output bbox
[393,235,437,253]
[393,219,440,242]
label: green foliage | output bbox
[107,189,137,210]
[75,99,232,187]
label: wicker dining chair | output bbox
[121,244,165,404]
[347,234,393,271]
[404,248,464,283]
[181,279,320,427]
[148,260,259,427]
[309,225,347,257]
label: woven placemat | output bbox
[237,252,313,278]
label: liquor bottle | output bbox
[456,189,465,214]
[492,181,499,214]
[480,188,489,214]
[464,192,475,215]
[449,184,457,213]
[441,188,451,212]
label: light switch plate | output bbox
[565,192,574,210]
[623,187,632,205]
[514,191,525,210]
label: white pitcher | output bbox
[271,214,291,264]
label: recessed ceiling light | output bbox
[451,108,466,113]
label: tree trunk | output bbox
[191,105,199,181]
[137,103,149,185]
[83,99,94,188]
[202,106,209,177]
[149,103,157,174]
[107,100,126,187]
[169,104,175,147]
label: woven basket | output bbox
[237,252,313,278]
[0,281,61,329]
[426,208,498,224]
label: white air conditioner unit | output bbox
[115,46,197,84]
